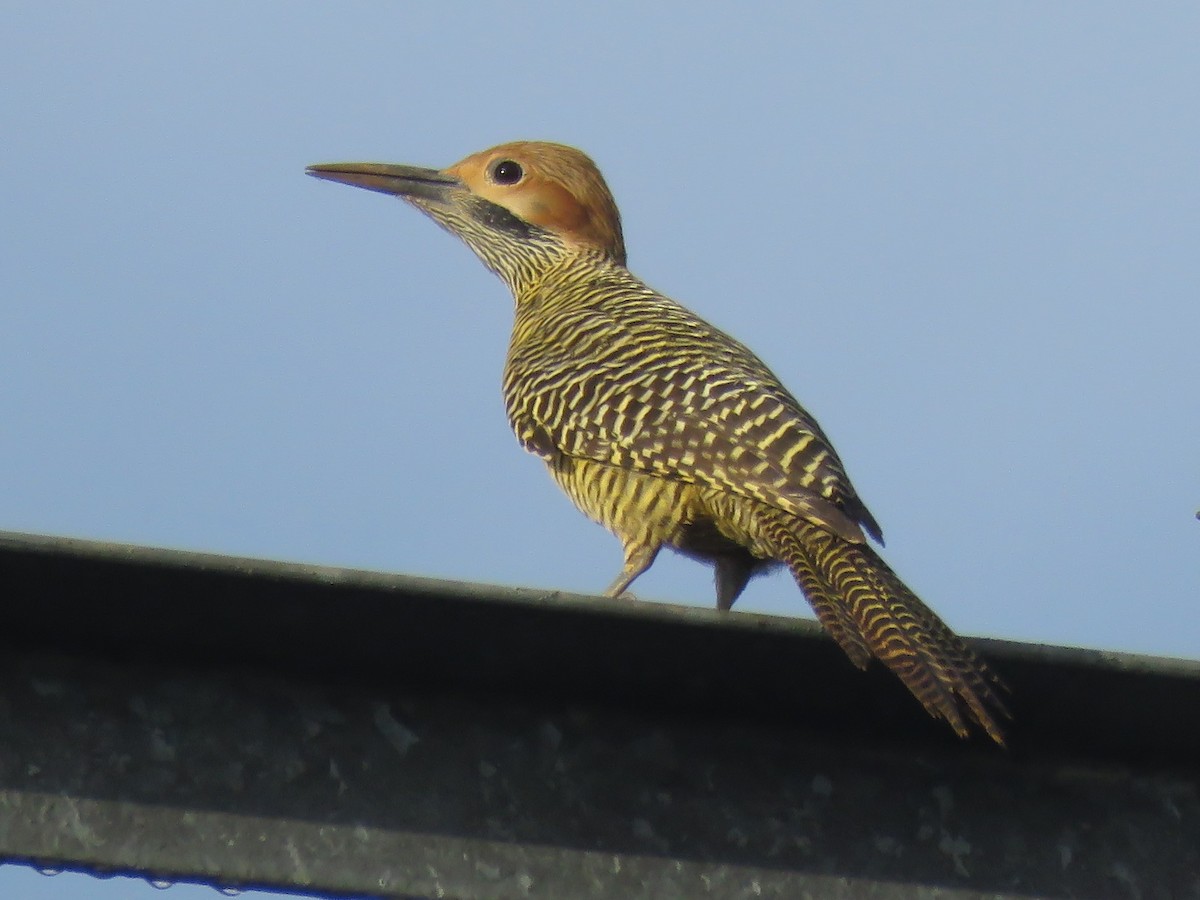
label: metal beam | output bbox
[1,531,1197,898]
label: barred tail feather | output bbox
[782,543,875,670]
[763,513,1008,744]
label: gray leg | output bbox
[604,542,660,599]
[714,556,755,611]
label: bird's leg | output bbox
[603,541,660,599]
[714,556,755,611]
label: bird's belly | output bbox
[547,456,772,562]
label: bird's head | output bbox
[307,141,626,289]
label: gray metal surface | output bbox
[1,531,1197,898]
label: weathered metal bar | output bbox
[0,531,1196,898]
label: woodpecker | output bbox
[307,142,1007,744]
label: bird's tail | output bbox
[762,514,1008,745]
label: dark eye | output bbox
[491,159,524,185]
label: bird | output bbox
[307,141,1008,744]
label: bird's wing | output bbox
[507,326,882,544]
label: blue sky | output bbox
[2,3,1198,897]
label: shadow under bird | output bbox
[307,141,1008,745]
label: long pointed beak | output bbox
[305,162,463,203]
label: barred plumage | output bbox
[308,141,1009,744]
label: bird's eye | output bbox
[491,160,524,185]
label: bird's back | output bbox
[502,255,882,546]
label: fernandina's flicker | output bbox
[307,141,1008,744]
